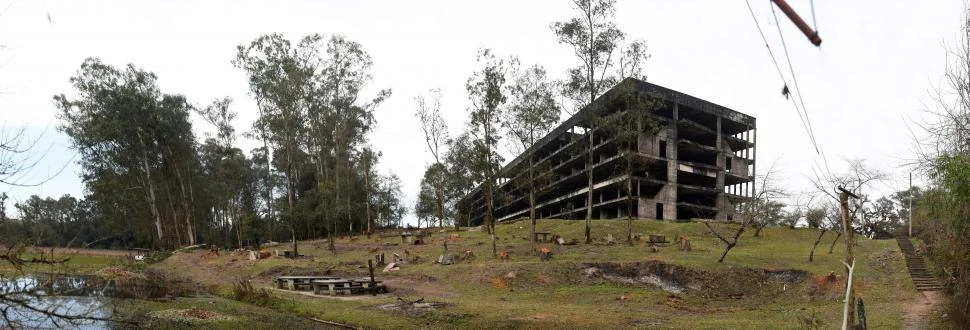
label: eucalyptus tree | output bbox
[373,172,407,228]
[466,48,508,257]
[416,163,448,228]
[552,0,651,244]
[503,63,560,253]
[314,35,390,252]
[444,132,478,227]
[235,35,312,255]
[415,89,450,228]
[360,147,378,237]
[55,58,199,249]
[597,86,660,244]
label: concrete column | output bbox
[664,103,680,220]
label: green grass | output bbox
[146,219,916,329]
[120,296,322,329]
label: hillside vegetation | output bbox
[148,219,917,329]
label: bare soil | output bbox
[582,261,809,300]
[902,291,945,330]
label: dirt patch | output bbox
[149,308,231,322]
[902,291,946,329]
[582,261,808,299]
[376,298,449,314]
[258,265,335,278]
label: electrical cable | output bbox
[744,0,819,153]
[770,1,821,154]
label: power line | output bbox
[744,0,819,153]
[771,2,821,154]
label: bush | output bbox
[231,280,274,306]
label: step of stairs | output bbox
[896,237,942,292]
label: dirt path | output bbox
[902,291,943,329]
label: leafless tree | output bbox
[808,159,886,251]
[705,159,784,262]
[415,89,451,229]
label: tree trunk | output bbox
[140,148,165,249]
[626,168,634,245]
[287,145,298,257]
[828,231,842,254]
[486,179,496,257]
[753,222,767,238]
[809,229,826,262]
[839,191,855,328]
[529,155,537,255]
[585,128,594,244]
[365,162,373,238]
[435,174,446,229]
[718,243,736,263]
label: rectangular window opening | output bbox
[656,203,664,220]
[659,140,667,158]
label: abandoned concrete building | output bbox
[457,78,757,224]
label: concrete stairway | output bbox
[896,237,943,292]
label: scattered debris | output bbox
[505,271,516,292]
[678,235,692,251]
[438,254,457,265]
[149,308,231,322]
[606,234,616,245]
[383,262,399,272]
[499,251,510,261]
[540,247,552,262]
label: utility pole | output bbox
[837,186,859,329]
[771,0,822,46]
[909,172,913,238]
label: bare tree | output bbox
[808,159,886,251]
[414,89,450,229]
[705,160,784,262]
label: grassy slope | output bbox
[153,219,916,329]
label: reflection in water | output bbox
[0,275,112,329]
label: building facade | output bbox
[456,78,756,225]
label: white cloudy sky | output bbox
[0,0,964,222]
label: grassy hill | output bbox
[149,219,917,329]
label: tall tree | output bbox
[551,0,625,112]
[502,63,560,254]
[55,58,199,249]
[235,34,312,256]
[597,86,660,244]
[466,48,508,257]
[415,89,450,228]
[552,0,649,243]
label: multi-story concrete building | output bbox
[456,78,756,225]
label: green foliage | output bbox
[920,154,970,323]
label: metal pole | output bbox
[908,172,913,238]
[771,0,823,46]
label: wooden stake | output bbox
[367,259,376,296]
[838,186,859,328]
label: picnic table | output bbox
[534,232,552,243]
[276,275,339,290]
[646,235,670,252]
[312,278,386,296]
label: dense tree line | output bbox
[1,34,407,251]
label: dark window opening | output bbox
[659,140,667,158]
[656,203,664,220]
[726,157,732,171]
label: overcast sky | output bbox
[0,0,964,223]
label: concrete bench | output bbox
[275,276,338,290]
[312,279,385,296]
